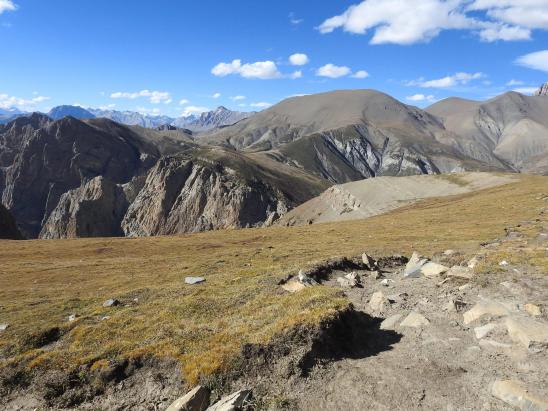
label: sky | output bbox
[1,0,548,117]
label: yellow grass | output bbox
[0,174,546,385]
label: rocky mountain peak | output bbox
[534,82,548,96]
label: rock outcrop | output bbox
[0,203,22,239]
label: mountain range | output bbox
[1,85,547,239]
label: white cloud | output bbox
[289,12,303,25]
[316,64,352,78]
[0,93,50,110]
[211,59,282,79]
[212,92,221,99]
[179,99,189,105]
[181,106,210,117]
[110,89,172,104]
[351,70,370,78]
[290,70,303,79]
[506,79,524,86]
[230,95,246,101]
[407,72,484,88]
[289,53,309,66]
[512,87,538,95]
[406,94,436,102]
[515,50,548,72]
[318,0,547,45]
[0,0,17,14]
[250,102,272,108]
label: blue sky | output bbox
[1,0,548,117]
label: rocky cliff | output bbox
[0,203,22,239]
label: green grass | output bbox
[0,174,546,387]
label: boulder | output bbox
[491,380,548,411]
[166,385,210,411]
[369,291,388,313]
[400,311,429,328]
[380,314,402,330]
[463,298,513,324]
[206,390,251,411]
[403,252,429,278]
[185,277,206,285]
[421,262,449,277]
[505,317,548,352]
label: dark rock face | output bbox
[0,203,23,239]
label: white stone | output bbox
[491,380,548,411]
[68,314,78,322]
[499,260,509,266]
[369,291,388,312]
[505,316,548,352]
[0,324,8,331]
[421,262,449,277]
[380,314,402,330]
[463,298,513,325]
[185,277,206,285]
[380,279,393,287]
[167,385,210,411]
[474,323,498,339]
[362,253,376,268]
[403,252,429,278]
[103,299,120,307]
[524,303,542,317]
[400,311,430,328]
[446,266,474,280]
[206,390,251,411]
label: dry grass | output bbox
[0,174,546,385]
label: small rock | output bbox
[297,270,318,286]
[380,314,402,330]
[362,253,377,269]
[463,298,513,324]
[206,390,251,411]
[499,260,509,267]
[505,316,548,352]
[491,380,548,411]
[281,279,306,293]
[103,299,120,308]
[446,266,474,280]
[421,262,449,278]
[474,323,498,339]
[524,303,542,317]
[166,385,210,411]
[0,323,8,331]
[67,314,78,322]
[185,277,206,285]
[403,252,429,278]
[400,311,430,328]
[369,291,388,312]
[380,279,394,287]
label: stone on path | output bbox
[166,385,210,411]
[524,303,542,317]
[185,277,206,285]
[103,299,120,307]
[400,311,429,328]
[463,298,513,325]
[369,291,388,313]
[474,323,499,339]
[505,316,548,352]
[421,262,449,277]
[206,390,251,411]
[380,314,402,330]
[491,380,548,411]
[403,252,429,278]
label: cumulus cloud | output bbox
[181,106,210,117]
[316,64,352,78]
[212,92,221,99]
[211,59,282,79]
[110,90,172,104]
[318,0,547,44]
[0,93,50,110]
[515,50,548,72]
[407,72,484,88]
[289,53,309,66]
[0,0,17,14]
[230,95,246,101]
[406,94,436,102]
[351,70,370,78]
[250,102,272,108]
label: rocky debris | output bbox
[491,380,548,410]
[474,323,499,339]
[103,299,120,308]
[524,303,542,317]
[0,203,23,239]
[337,272,360,288]
[206,390,251,411]
[185,277,206,285]
[403,252,429,278]
[380,314,402,330]
[400,311,430,328]
[462,298,514,324]
[369,291,388,313]
[505,317,548,352]
[446,266,474,280]
[0,323,8,331]
[166,385,210,411]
